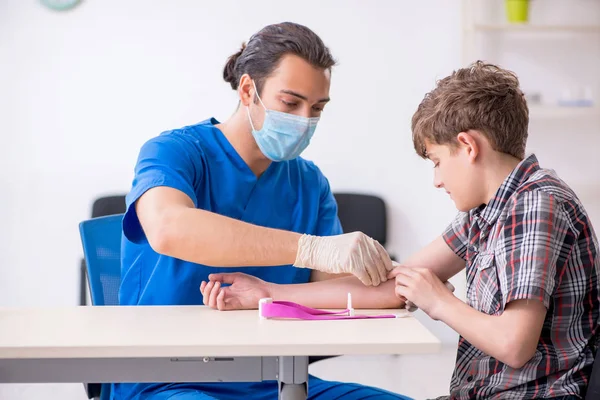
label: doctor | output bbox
[117,22,407,400]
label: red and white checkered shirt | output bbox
[442,154,600,399]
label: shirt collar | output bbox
[478,154,540,227]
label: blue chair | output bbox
[79,213,124,400]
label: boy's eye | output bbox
[312,106,324,112]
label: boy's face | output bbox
[426,139,484,212]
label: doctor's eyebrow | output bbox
[280,89,330,103]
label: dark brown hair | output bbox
[223,22,336,95]
[412,61,529,159]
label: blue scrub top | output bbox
[115,118,342,400]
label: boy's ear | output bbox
[456,130,479,163]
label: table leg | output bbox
[278,356,308,400]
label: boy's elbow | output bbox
[501,339,537,369]
[504,354,528,370]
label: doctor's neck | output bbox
[217,108,271,178]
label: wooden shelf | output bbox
[471,24,600,33]
[529,105,600,119]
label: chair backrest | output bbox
[79,214,123,306]
[91,195,126,218]
[586,344,600,399]
[333,193,387,246]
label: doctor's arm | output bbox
[129,135,392,286]
[136,186,301,267]
[135,186,391,286]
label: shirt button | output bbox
[467,376,473,382]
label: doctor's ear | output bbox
[238,74,255,107]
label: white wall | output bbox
[0,0,465,333]
[1,1,599,399]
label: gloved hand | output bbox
[293,232,393,286]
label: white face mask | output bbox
[247,81,319,161]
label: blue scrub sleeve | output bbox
[316,174,343,237]
[123,134,200,244]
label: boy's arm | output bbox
[399,235,466,282]
[393,191,572,369]
[392,211,470,282]
[443,295,546,369]
[201,273,404,310]
[391,266,546,369]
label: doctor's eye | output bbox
[281,100,297,107]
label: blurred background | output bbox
[1,0,599,399]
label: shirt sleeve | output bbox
[498,191,575,308]
[315,173,343,237]
[123,133,201,244]
[443,211,471,260]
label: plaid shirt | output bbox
[442,154,600,399]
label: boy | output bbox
[389,61,600,399]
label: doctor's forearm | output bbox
[153,206,301,267]
[269,277,403,309]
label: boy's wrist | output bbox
[433,291,463,322]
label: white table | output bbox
[0,306,441,399]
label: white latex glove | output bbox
[293,232,393,286]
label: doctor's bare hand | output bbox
[200,272,273,311]
[293,232,393,286]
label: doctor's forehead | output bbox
[264,54,331,98]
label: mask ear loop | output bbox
[247,79,267,132]
[251,80,268,110]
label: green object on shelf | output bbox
[506,0,529,23]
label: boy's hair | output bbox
[412,61,529,159]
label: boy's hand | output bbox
[200,272,273,311]
[388,266,456,320]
